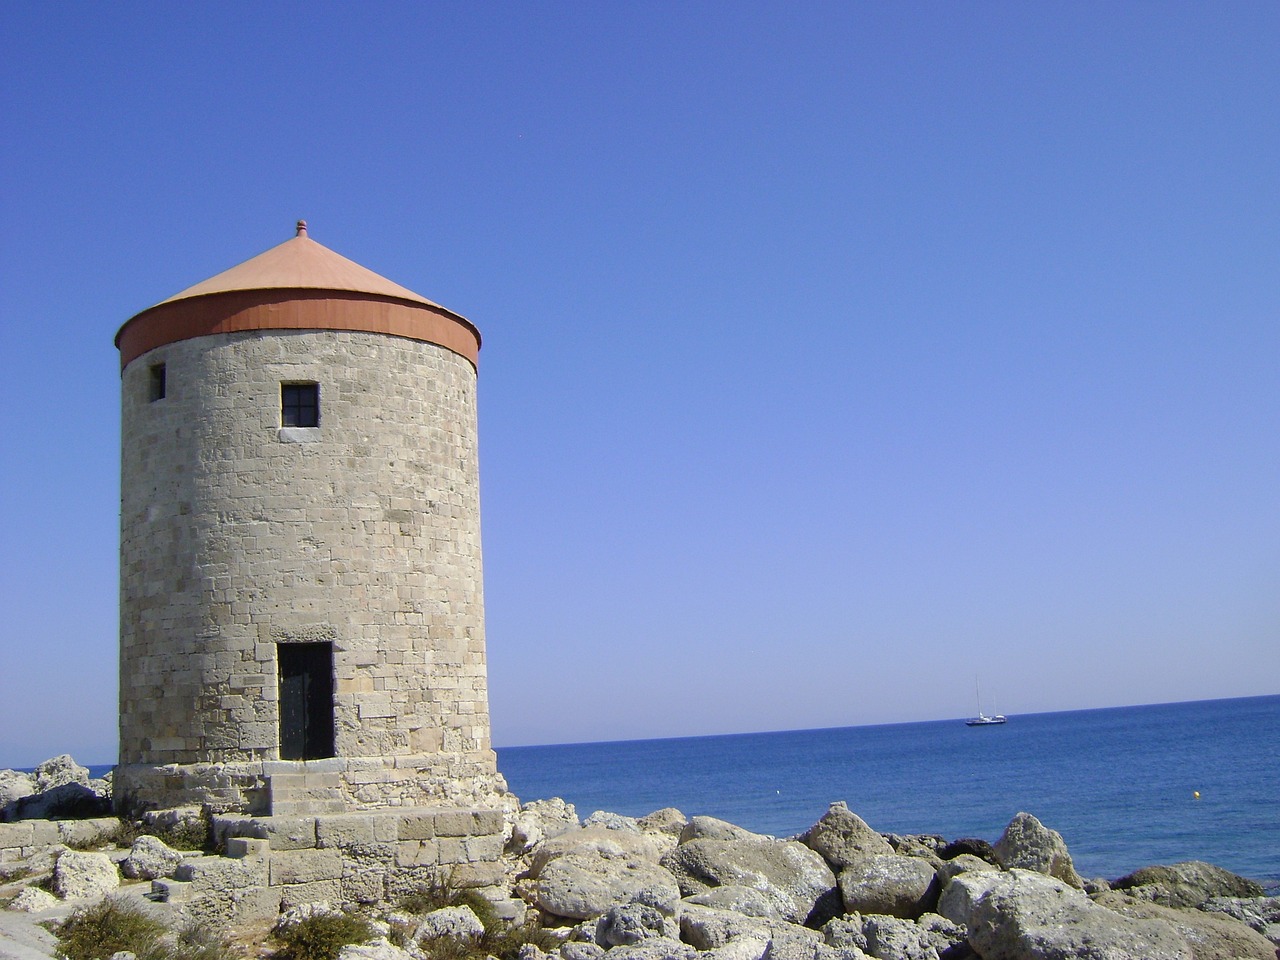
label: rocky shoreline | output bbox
[2,756,1279,960]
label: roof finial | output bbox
[296,220,308,237]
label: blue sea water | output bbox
[497,695,1280,888]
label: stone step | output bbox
[271,798,347,816]
[266,771,348,816]
[267,772,341,790]
[150,877,193,902]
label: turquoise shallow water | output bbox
[497,694,1280,888]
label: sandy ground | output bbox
[0,901,70,960]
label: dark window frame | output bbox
[281,382,319,428]
[149,364,166,402]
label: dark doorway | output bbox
[278,643,335,760]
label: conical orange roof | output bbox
[116,222,480,371]
[156,221,444,309]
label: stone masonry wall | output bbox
[118,329,495,811]
[159,807,506,928]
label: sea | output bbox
[495,695,1280,890]
[73,696,1276,889]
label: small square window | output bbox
[282,382,319,427]
[149,364,166,401]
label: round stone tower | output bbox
[115,222,499,816]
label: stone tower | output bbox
[114,222,499,816]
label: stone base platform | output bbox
[155,806,507,928]
[114,754,504,817]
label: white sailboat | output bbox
[966,681,1007,726]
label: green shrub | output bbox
[475,919,562,960]
[118,812,212,853]
[397,872,490,923]
[397,871,561,960]
[411,915,562,960]
[54,897,169,960]
[171,922,236,960]
[156,819,209,851]
[272,913,375,960]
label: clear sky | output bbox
[2,3,1277,767]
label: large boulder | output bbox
[530,824,673,876]
[596,902,679,946]
[7,886,60,912]
[837,854,938,919]
[1111,861,1264,908]
[935,868,1005,926]
[884,834,946,870]
[9,783,110,819]
[824,912,959,960]
[52,850,121,901]
[533,849,681,921]
[636,808,688,839]
[584,811,642,831]
[0,769,36,814]
[700,933,771,960]
[679,903,771,949]
[1202,895,1280,942]
[1095,890,1277,960]
[120,835,186,880]
[800,803,894,870]
[507,797,580,855]
[661,828,836,924]
[338,939,417,960]
[935,853,997,887]
[915,914,967,957]
[413,905,485,946]
[602,936,697,960]
[966,869,1192,960]
[766,923,826,960]
[992,812,1084,888]
[34,755,90,791]
[684,884,783,920]
[679,816,761,844]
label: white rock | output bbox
[602,935,696,960]
[993,811,1084,888]
[7,886,60,912]
[936,869,1004,926]
[34,755,90,791]
[338,937,416,960]
[0,768,36,808]
[584,811,642,831]
[530,825,673,876]
[508,798,580,854]
[121,835,187,880]
[703,933,771,960]
[534,849,682,921]
[679,903,771,949]
[414,905,484,944]
[968,869,1192,960]
[661,832,836,924]
[596,902,679,945]
[934,853,996,886]
[636,808,687,839]
[801,802,895,869]
[837,854,937,918]
[52,849,121,900]
[275,901,341,932]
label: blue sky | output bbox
[2,3,1277,766]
